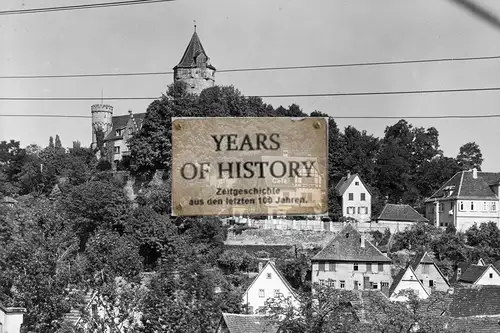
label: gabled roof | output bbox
[410,251,450,287]
[427,170,499,202]
[376,204,429,223]
[218,313,277,333]
[174,31,215,70]
[334,173,372,196]
[243,260,297,300]
[458,264,500,284]
[448,285,500,317]
[388,265,429,299]
[312,224,391,262]
[105,113,146,141]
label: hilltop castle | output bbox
[91,28,215,162]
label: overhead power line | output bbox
[2,55,500,79]
[2,86,500,101]
[1,114,500,120]
[0,0,175,16]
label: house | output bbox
[375,204,428,225]
[215,313,277,333]
[242,260,298,314]
[409,251,450,294]
[449,258,487,284]
[389,265,430,302]
[455,264,500,286]
[311,224,392,292]
[335,172,372,222]
[0,303,25,333]
[424,169,500,231]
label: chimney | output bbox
[258,262,264,272]
[361,234,366,248]
[346,170,351,179]
[472,168,478,179]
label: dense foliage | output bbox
[0,82,492,332]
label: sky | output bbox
[1,0,500,170]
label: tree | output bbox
[457,142,483,171]
[55,134,63,149]
[391,222,440,252]
[262,283,358,333]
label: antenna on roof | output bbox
[193,20,196,32]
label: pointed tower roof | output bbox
[174,31,215,70]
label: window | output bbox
[439,203,444,213]
[354,263,359,271]
[329,280,336,288]
[381,282,389,288]
[459,201,464,211]
[482,202,488,211]
[378,263,384,272]
[490,273,494,279]
[319,262,325,271]
[355,181,360,186]
[348,193,354,201]
[274,289,281,297]
[319,279,325,286]
[347,207,355,214]
[361,193,366,201]
[114,146,120,154]
[340,280,345,289]
[259,289,265,298]
[372,282,378,289]
[329,263,336,272]
[115,129,123,136]
[457,268,462,274]
[492,202,498,212]
[366,263,372,272]
[267,273,272,279]
[429,280,434,287]
[470,201,476,211]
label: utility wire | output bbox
[2,86,500,101]
[0,0,175,16]
[1,114,500,119]
[2,55,500,79]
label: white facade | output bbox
[311,261,392,291]
[0,306,25,333]
[474,265,500,285]
[339,174,372,222]
[390,267,429,302]
[242,262,298,313]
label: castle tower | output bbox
[173,26,216,95]
[91,104,113,150]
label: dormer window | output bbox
[116,129,123,136]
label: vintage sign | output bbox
[171,117,328,216]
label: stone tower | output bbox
[91,104,113,150]
[173,27,216,95]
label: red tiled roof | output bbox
[312,224,391,262]
[448,285,500,317]
[427,170,498,201]
[376,204,429,222]
[219,313,277,333]
[174,31,215,70]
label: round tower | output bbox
[173,28,216,95]
[91,104,113,149]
